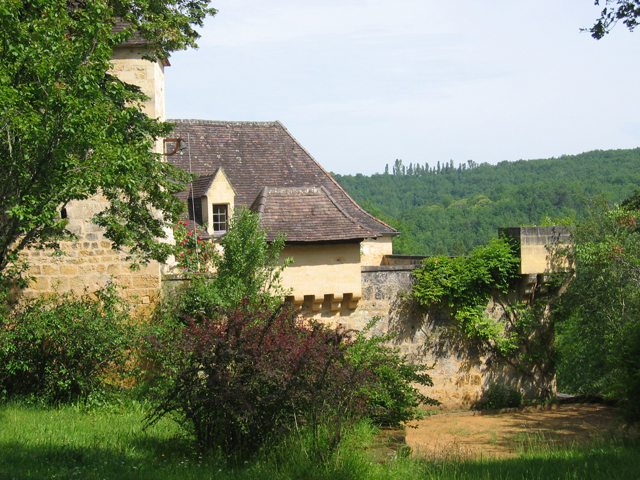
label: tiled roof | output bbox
[167,120,397,243]
[251,186,373,242]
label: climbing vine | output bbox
[412,238,521,353]
[412,237,560,395]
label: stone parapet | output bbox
[500,226,571,275]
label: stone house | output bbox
[165,120,397,312]
[19,27,170,312]
[22,33,397,315]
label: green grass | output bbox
[0,402,639,480]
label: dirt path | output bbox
[405,404,629,459]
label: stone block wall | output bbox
[332,265,555,410]
[19,195,162,315]
[15,45,169,313]
[158,252,555,410]
[500,226,570,275]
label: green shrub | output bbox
[411,238,521,355]
[145,303,437,456]
[155,208,291,329]
[483,383,523,410]
[347,319,439,426]
[0,285,139,404]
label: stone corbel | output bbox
[325,294,342,312]
[303,295,323,312]
[285,294,305,306]
[341,293,361,310]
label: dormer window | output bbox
[212,204,228,234]
[196,168,236,236]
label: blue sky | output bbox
[165,0,640,175]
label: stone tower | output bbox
[20,35,168,310]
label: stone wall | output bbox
[16,46,168,312]
[19,195,162,315]
[159,254,556,410]
[323,265,555,410]
[280,243,362,310]
[500,226,570,275]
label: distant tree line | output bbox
[386,158,480,176]
[334,148,640,256]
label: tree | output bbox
[0,0,217,283]
[554,196,640,421]
[589,0,640,38]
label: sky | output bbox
[165,0,640,176]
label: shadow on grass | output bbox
[0,436,234,480]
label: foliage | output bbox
[159,208,290,325]
[412,238,521,355]
[412,237,558,396]
[483,383,523,410]
[212,208,290,310]
[172,221,220,273]
[589,0,640,39]
[0,0,216,285]
[0,285,139,404]
[146,303,436,456]
[333,149,640,255]
[554,197,640,422]
[346,319,439,426]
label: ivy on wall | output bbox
[412,237,558,396]
[412,238,521,354]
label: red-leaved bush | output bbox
[145,300,435,455]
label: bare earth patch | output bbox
[405,404,631,459]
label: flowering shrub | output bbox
[172,221,220,274]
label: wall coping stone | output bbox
[362,265,419,273]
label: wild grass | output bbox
[0,402,639,480]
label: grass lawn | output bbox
[0,402,639,480]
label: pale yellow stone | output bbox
[42,265,58,275]
[60,265,78,275]
[30,277,49,291]
[107,264,121,274]
[360,236,393,266]
[132,275,160,288]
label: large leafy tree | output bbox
[554,196,640,421]
[0,0,216,281]
[589,0,640,38]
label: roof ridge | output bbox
[318,186,373,236]
[250,186,269,216]
[260,185,373,237]
[169,119,280,127]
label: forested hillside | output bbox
[333,149,640,255]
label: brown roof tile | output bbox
[251,186,372,242]
[167,120,397,242]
